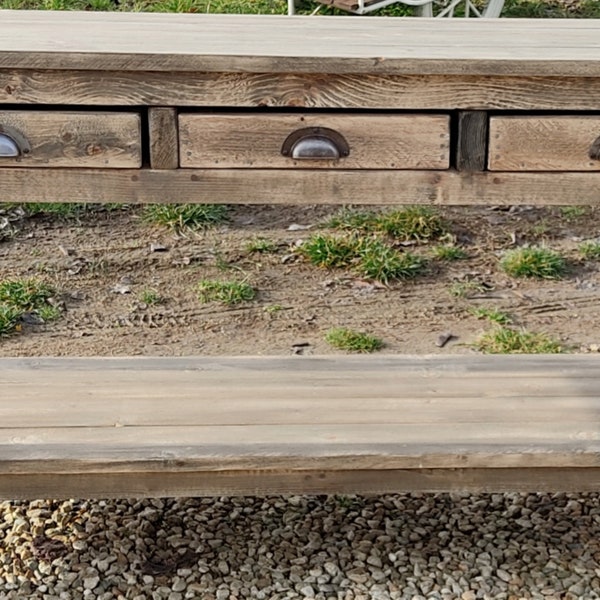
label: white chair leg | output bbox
[416,1,433,16]
[482,0,505,17]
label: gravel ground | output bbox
[2,493,600,600]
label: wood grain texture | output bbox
[0,111,141,168]
[1,168,600,206]
[2,355,600,498]
[6,468,600,500]
[179,113,449,170]
[148,107,178,170]
[0,12,600,77]
[489,116,600,171]
[3,71,600,110]
[456,111,488,172]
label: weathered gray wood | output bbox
[456,111,488,172]
[1,168,600,205]
[0,111,141,168]
[148,107,179,169]
[2,355,600,498]
[6,468,600,501]
[3,71,600,111]
[1,12,600,77]
[489,116,600,171]
[178,113,450,170]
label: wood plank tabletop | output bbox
[0,11,599,76]
[2,355,600,497]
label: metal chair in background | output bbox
[288,0,505,17]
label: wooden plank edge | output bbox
[1,168,600,205]
[4,468,600,499]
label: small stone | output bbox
[496,569,511,583]
[435,332,454,348]
[461,592,477,600]
[300,585,315,597]
[346,568,369,584]
[218,561,230,575]
[83,576,100,590]
[323,562,339,577]
[172,579,187,593]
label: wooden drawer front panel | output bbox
[179,113,450,169]
[0,111,141,168]
[489,116,600,172]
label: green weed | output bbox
[559,206,587,222]
[143,204,229,231]
[197,279,256,305]
[470,307,512,325]
[324,327,383,353]
[579,241,600,261]
[474,327,563,354]
[298,234,359,269]
[358,239,426,284]
[500,246,566,279]
[431,245,468,261]
[245,237,278,254]
[139,288,164,306]
[449,281,488,298]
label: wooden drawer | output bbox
[178,113,450,170]
[0,111,141,168]
[489,116,600,171]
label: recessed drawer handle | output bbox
[281,127,350,161]
[0,126,31,158]
[590,135,600,160]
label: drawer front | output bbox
[179,113,450,170]
[489,116,600,172]
[0,111,141,168]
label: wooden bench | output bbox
[1,13,600,499]
[4,355,600,500]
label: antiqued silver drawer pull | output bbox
[281,127,350,160]
[589,135,600,160]
[0,126,31,158]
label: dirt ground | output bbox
[1,204,600,357]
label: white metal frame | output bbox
[288,0,504,17]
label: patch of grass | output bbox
[0,278,60,337]
[0,304,22,336]
[20,203,89,218]
[375,207,446,242]
[245,237,278,254]
[323,206,446,242]
[0,278,55,311]
[263,304,284,314]
[298,234,360,269]
[299,234,425,283]
[321,208,378,232]
[431,245,468,261]
[470,307,512,326]
[139,288,164,306]
[324,327,383,353]
[473,327,563,354]
[358,239,426,284]
[580,241,600,261]
[143,204,229,231]
[500,246,566,279]
[449,281,488,298]
[559,206,587,222]
[197,279,256,305]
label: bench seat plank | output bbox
[0,12,599,76]
[2,356,600,498]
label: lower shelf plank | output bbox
[1,168,599,205]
